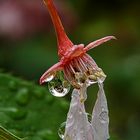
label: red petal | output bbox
[39,62,63,84]
[84,36,116,52]
[43,0,73,57]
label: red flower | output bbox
[40,0,116,89]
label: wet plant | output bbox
[40,0,116,139]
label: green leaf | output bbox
[0,126,22,140]
[0,73,69,140]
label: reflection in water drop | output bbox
[87,75,97,86]
[47,72,71,97]
[87,68,106,86]
[86,113,92,123]
[48,84,70,97]
[97,77,106,84]
[58,122,66,139]
[44,74,55,82]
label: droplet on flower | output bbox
[48,72,71,97]
[58,122,66,139]
[44,73,55,82]
[99,110,108,124]
[87,74,98,85]
[86,113,92,123]
[87,68,106,86]
[97,70,106,84]
[71,72,87,89]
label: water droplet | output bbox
[97,76,106,84]
[38,129,54,140]
[58,122,66,139]
[79,111,82,115]
[16,88,30,106]
[8,80,17,91]
[48,72,71,97]
[87,75,98,86]
[86,113,92,123]
[97,68,106,83]
[44,73,55,82]
[48,83,70,97]
[99,111,108,124]
[75,72,86,86]
[34,88,45,99]
[87,68,106,86]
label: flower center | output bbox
[64,54,106,89]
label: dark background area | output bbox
[0,0,140,140]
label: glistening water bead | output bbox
[44,73,55,82]
[44,68,106,97]
[46,72,71,97]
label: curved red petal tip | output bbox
[84,35,116,52]
[40,75,47,85]
[39,62,63,85]
[39,78,44,85]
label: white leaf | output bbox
[64,84,94,140]
[91,83,109,140]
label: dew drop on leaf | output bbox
[16,88,29,106]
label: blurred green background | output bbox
[0,0,140,140]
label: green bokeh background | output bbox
[0,0,140,140]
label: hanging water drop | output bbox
[58,122,66,139]
[44,73,55,82]
[86,113,92,123]
[87,68,106,86]
[87,74,98,86]
[97,68,106,83]
[48,72,71,97]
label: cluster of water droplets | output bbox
[87,68,106,85]
[44,71,71,97]
[73,67,106,89]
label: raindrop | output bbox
[16,88,29,106]
[8,80,17,91]
[48,72,71,97]
[99,111,108,124]
[48,81,70,97]
[97,76,106,84]
[75,72,86,86]
[87,68,106,85]
[79,111,82,115]
[44,73,55,82]
[86,113,92,123]
[87,75,98,86]
[34,88,45,99]
[97,69,106,83]
[58,122,66,139]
